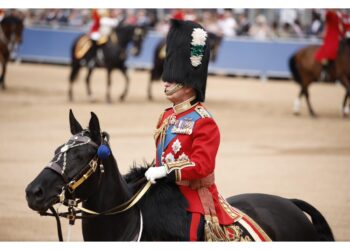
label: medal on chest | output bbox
[171,117,195,135]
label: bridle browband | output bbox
[44,132,101,201]
[41,130,151,241]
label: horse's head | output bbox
[25,110,107,213]
[130,25,148,57]
[207,32,223,62]
[1,15,24,49]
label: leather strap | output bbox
[177,173,214,189]
[45,162,69,183]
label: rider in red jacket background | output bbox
[315,9,344,81]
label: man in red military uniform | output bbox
[145,19,239,241]
[315,10,343,81]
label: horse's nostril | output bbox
[27,186,45,201]
[34,186,44,198]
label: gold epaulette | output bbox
[195,106,211,118]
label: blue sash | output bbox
[156,111,201,165]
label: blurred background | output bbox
[7,8,350,78]
[0,8,350,241]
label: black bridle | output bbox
[44,132,103,202]
[41,131,105,241]
[41,130,149,241]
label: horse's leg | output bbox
[0,57,7,90]
[69,60,81,102]
[148,77,154,101]
[119,66,129,102]
[338,76,350,117]
[303,86,317,117]
[293,88,303,115]
[106,68,112,103]
[85,67,95,102]
[342,92,349,117]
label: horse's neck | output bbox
[0,25,8,43]
[82,155,140,241]
[83,155,131,211]
[115,28,133,49]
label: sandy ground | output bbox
[0,62,349,241]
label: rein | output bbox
[43,178,151,241]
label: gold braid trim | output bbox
[232,207,272,241]
[165,159,195,173]
[153,111,168,143]
[204,215,230,241]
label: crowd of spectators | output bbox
[5,8,350,40]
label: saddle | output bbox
[75,35,109,59]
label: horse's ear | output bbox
[69,109,83,135]
[89,112,101,145]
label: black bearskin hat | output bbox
[162,19,210,102]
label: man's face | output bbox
[164,82,193,104]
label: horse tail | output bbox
[290,199,334,241]
[288,54,302,85]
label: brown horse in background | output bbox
[0,15,24,89]
[289,39,350,117]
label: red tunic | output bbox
[315,10,342,62]
[90,9,100,34]
[154,102,235,225]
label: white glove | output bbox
[145,166,167,184]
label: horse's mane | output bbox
[124,164,150,183]
[114,25,137,48]
[123,163,189,240]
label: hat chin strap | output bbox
[165,84,183,96]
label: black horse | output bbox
[289,38,350,117]
[0,15,24,89]
[147,32,222,100]
[69,25,147,103]
[25,110,334,241]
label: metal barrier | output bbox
[17,27,320,78]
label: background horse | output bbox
[147,32,223,100]
[0,15,24,89]
[25,110,334,241]
[289,38,350,117]
[69,24,147,103]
